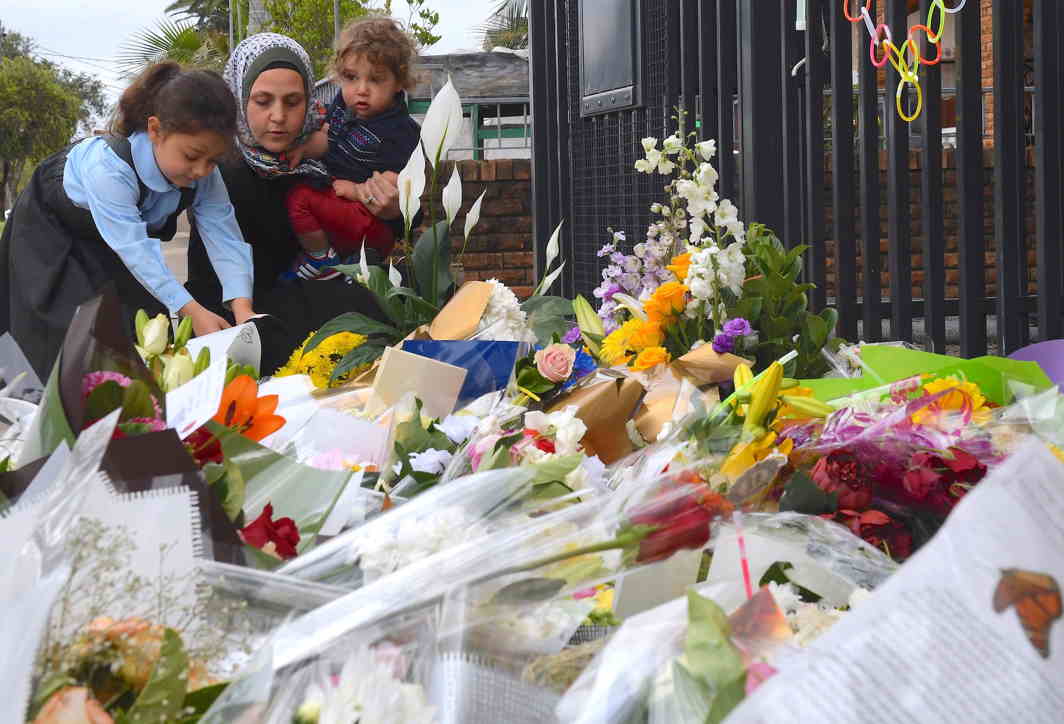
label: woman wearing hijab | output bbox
[185,33,396,368]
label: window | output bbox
[579,0,641,116]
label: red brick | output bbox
[482,198,524,217]
[505,251,534,268]
[495,159,514,180]
[513,161,531,180]
[479,162,497,182]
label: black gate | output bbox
[530,0,1064,356]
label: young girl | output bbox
[281,17,421,281]
[0,62,255,378]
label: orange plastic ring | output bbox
[843,0,873,23]
[910,25,943,66]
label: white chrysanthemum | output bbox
[409,448,453,475]
[766,581,803,614]
[478,279,535,342]
[355,506,486,581]
[438,414,481,445]
[312,645,436,724]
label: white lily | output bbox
[388,262,402,287]
[533,220,565,296]
[464,189,486,240]
[140,314,169,357]
[397,145,427,235]
[162,351,194,392]
[420,75,464,167]
[612,292,648,321]
[441,164,462,226]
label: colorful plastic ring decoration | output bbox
[843,0,873,23]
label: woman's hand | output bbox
[286,123,330,167]
[179,300,231,336]
[361,171,401,220]
[230,297,257,324]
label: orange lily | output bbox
[212,375,286,441]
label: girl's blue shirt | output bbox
[63,131,252,313]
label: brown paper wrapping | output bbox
[547,376,646,464]
[429,281,493,340]
[669,345,750,387]
[634,385,720,444]
[318,324,436,397]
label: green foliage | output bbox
[117,16,228,78]
[396,0,442,48]
[122,629,189,723]
[733,224,843,378]
[476,0,528,50]
[413,220,454,307]
[264,0,375,78]
[680,589,747,723]
[166,0,232,33]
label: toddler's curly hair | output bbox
[333,17,418,90]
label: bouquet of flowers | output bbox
[132,309,211,393]
[588,115,840,380]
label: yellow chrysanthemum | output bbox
[630,345,671,371]
[645,281,689,324]
[275,331,368,389]
[720,431,794,482]
[600,318,642,365]
[911,375,992,425]
[666,252,692,282]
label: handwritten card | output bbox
[166,357,228,439]
[186,322,261,373]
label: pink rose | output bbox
[534,343,577,383]
[32,687,113,724]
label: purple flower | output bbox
[711,333,734,354]
[610,252,627,266]
[562,325,582,344]
[597,243,616,258]
[723,318,752,337]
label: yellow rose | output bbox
[666,252,692,281]
[631,346,671,371]
[645,281,688,324]
[627,320,665,352]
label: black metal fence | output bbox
[530,0,1064,356]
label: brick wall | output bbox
[822,148,1038,301]
[979,0,1034,142]
[418,159,535,297]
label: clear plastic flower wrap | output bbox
[202,602,441,723]
[277,466,600,588]
[556,509,895,724]
[1,410,119,722]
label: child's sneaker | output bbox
[278,248,342,283]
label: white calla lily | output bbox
[397,145,427,235]
[544,220,563,270]
[420,75,464,167]
[388,262,402,287]
[464,189,486,240]
[442,165,462,226]
[358,244,370,284]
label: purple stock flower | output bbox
[597,243,616,258]
[723,318,753,337]
[562,325,582,344]
[711,333,734,354]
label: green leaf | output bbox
[528,453,584,490]
[305,313,400,353]
[684,590,744,684]
[215,459,246,521]
[413,220,453,305]
[706,673,748,724]
[386,285,441,323]
[530,480,575,499]
[520,295,573,315]
[802,313,830,350]
[491,577,566,605]
[778,470,838,514]
[670,661,712,722]
[731,295,763,324]
[329,344,386,383]
[339,265,404,325]
[177,682,228,722]
[761,316,793,341]
[28,672,78,720]
[121,380,157,421]
[125,628,188,723]
[84,380,124,422]
[820,307,839,336]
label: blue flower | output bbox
[563,348,598,390]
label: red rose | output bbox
[902,465,942,502]
[534,436,557,454]
[184,426,223,467]
[942,447,987,484]
[810,450,873,510]
[629,489,733,563]
[240,502,300,559]
[837,509,913,561]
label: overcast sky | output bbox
[4,0,491,103]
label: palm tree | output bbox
[165,0,231,33]
[116,16,228,78]
[477,0,529,51]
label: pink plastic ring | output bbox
[870,25,892,68]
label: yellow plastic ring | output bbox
[896,75,923,123]
[887,38,917,77]
[926,0,946,43]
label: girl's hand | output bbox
[230,297,256,324]
[180,301,231,336]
